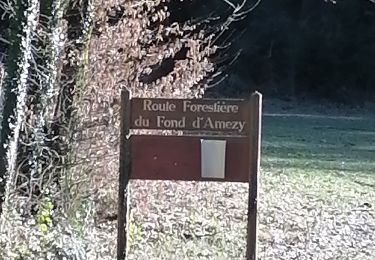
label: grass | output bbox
[263,114,375,195]
[96,110,375,259]
[258,114,375,259]
[263,114,375,173]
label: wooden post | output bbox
[246,92,262,260]
[117,89,131,260]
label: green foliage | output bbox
[35,197,54,233]
[127,216,142,253]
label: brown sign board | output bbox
[118,90,262,260]
[130,98,250,134]
[130,135,250,182]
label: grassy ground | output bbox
[263,113,375,181]
[97,105,375,260]
[259,114,375,259]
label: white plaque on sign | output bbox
[200,139,226,179]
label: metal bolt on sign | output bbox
[117,89,262,260]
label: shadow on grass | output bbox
[262,114,375,176]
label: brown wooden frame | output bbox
[117,90,262,260]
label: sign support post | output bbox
[117,89,131,260]
[246,92,262,260]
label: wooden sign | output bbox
[117,90,262,260]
